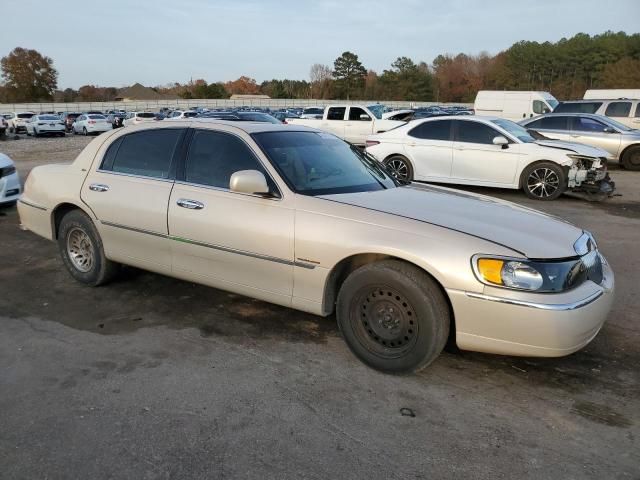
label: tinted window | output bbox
[18,113,34,118]
[572,117,608,133]
[554,102,602,114]
[408,120,452,140]
[106,129,183,178]
[39,115,59,121]
[185,130,269,189]
[137,112,156,118]
[349,107,370,121]
[455,120,501,144]
[604,102,631,117]
[183,111,199,118]
[327,107,346,120]
[88,115,105,119]
[533,100,551,114]
[635,103,640,118]
[530,116,570,130]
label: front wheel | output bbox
[57,210,120,286]
[522,161,566,201]
[621,146,640,171]
[384,155,414,182]
[336,260,450,374]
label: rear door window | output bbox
[533,116,569,130]
[604,102,631,118]
[326,107,346,121]
[408,120,452,140]
[102,129,184,179]
[635,103,640,118]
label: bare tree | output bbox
[309,64,333,99]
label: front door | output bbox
[344,106,373,144]
[80,127,186,273]
[168,127,295,305]
[450,120,519,185]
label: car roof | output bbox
[126,118,319,134]
[530,112,603,118]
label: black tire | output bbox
[57,209,119,286]
[521,161,566,201]
[9,127,14,134]
[336,260,450,374]
[33,129,39,138]
[384,155,414,182]
[621,146,640,171]
[83,127,88,136]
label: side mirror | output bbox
[493,136,509,148]
[359,114,371,121]
[230,170,272,197]
[542,107,551,114]
[603,127,616,134]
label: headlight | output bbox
[473,255,586,292]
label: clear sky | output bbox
[2,0,638,89]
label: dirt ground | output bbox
[1,134,638,479]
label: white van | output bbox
[473,91,559,122]
[584,89,640,100]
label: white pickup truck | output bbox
[287,104,406,145]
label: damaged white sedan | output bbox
[365,116,614,200]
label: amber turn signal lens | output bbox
[477,258,504,285]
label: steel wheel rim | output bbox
[66,227,94,273]
[527,168,560,198]
[351,285,418,359]
[386,158,409,181]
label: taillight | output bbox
[88,120,96,124]
[365,140,380,147]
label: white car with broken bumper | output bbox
[366,116,614,200]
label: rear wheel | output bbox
[83,127,88,136]
[621,146,640,171]
[57,210,119,286]
[384,155,414,182]
[522,161,566,201]
[336,260,450,373]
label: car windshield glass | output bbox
[253,131,398,196]
[602,116,635,132]
[88,115,105,119]
[546,98,559,109]
[18,113,34,118]
[239,113,281,124]
[491,119,536,143]
[137,113,156,118]
[366,105,385,119]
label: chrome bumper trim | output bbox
[464,290,604,311]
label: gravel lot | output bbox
[1,134,639,479]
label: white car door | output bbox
[344,106,373,145]
[80,127,187,273]
[403,119,454,180]
[450,119,519,186]
[168,127,295,303]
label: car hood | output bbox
[0,153,14,169]
[533,139,608,157]
[320,184,583,259]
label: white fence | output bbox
[0,98,473,113]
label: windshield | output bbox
[137,112,156,118]
[239,113,281,124]
[253,131,398,196]
[492,119,537,143]
[546,98,559,109]
[366,104,385,119]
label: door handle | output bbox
[89,183,109,192]
[407,142,416,147]
[570,134,580,138]
[177,198,204,210]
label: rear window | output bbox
[604,102,631,118]
[39,115,59,121]
[88,115,105,119]
[554,102,602,114]
[18,113,34,118]
[183,111,199,118]
[137,112,156,118]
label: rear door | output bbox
[450,119,519,185]
[403,119,453,180]
[80,127,187,273]
[321,107,346,140]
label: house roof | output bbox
[115,83,178,101]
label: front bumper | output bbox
[448,261,614,357]
[0,171,21,205]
